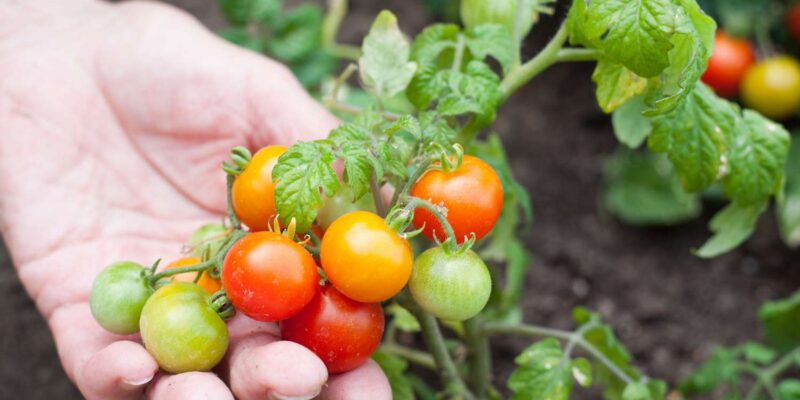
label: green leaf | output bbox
[721,111,790,204]
[571,358,593,388]
[272,141,339,233]
[508,338,573,400]
[407,24,460,109]
[777,133,800,247]
[218,0,280,26]
[268,5,323,63]
[592,61,647,113]
[218,27,263,52]
[741,341,777,365]
[566,0,591,47]
[465,24,514,73]
[759,290,800,353]
[603,149,701,226]
[612,96,652,148]
[621,382,652,400]
[372,350,415,400]
[289,50,338,88]
[679,347,741,395]
[436,61,502,126]
[582,0,677,77]
[779,379,800,400]
[648,83,737,192]
[359,11,418,99]
[386,303,420,332]
[695,200,767,258]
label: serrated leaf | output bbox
[679,347,741,395]
[386,303,420,332]
[695,200,767,258]
[593,60,647,113]
[721,110,790,204]
[508,338,573,400]
[410,23,461,66]
[339,143,382,200]
[603,149,701,226]
[571,358,593,387]
[359,10,417,99]
[648,83,737,192]
[268,5,323,63]
[612,96,652,148]
[272,141,339,233]
[436,61,502,125]
[777,133,800,247]
[759,290,800,353]
[741,342,777,365]
[372,350,415,400]
[583,0,677,77]
[465,24,514,73]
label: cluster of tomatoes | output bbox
[701,10,800,120]
[88,144,504,376]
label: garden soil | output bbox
[1,1,798,399]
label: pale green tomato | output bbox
[316,184,376,231]
[189,223,228,259]
[89,261,154,334]
[140,283,228,373]
[460,0,535,37]
[409,247,491,321]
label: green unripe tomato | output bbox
[460,0,534,37]
[189,223,228,259]
[140,283,228,373]
[89,261,154,334]
[316,184,376,231]
[409,247,491,321]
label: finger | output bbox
[50,303,158,400]
[225,314,328,400]
[147,372,233,400]
[318,360,392,400]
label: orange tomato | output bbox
[164,257,221,295]
[232,146,287,231]
[320,211,413,303]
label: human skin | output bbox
[0,0,391,399]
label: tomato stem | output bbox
[500,20,569,101]
[370,172,387,217]
[380,343,437,370]
[149,259,216,284]
[464,317,491,397]
[403,197,461,252]
[226,174,241,229]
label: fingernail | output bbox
[270,390,319,400]
[121,374,154,389]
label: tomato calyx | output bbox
[221,146,253,176]
[387,196,475,254]
[209,290,236,320]
[433,143,464,173]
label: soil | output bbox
[2,1,799,399]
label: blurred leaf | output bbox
[759,290,800,353]
[268,5,324,63]
[387,303,421,332]
[603,149,701,226]
[695,200,767,258]
[779,379,800,400]
[777,133,800,248]
[372,350,415,400]
[359,11,418,99]
[572,358,593,388]
[742,341,777,365]
[612,96,652,149]
[218,27,264,51]
[508,339,573,400]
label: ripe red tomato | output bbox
[320,211,413,303]
[222,232,318,321]
[701,32,755,98]
[281,285,384,374]
[232,146,286,231]
[787,5,800,42]
[411,155,503,243]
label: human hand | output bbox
[0,1,390,398]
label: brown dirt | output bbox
[1,1,799,399]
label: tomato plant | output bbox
[741,56,800,120]
[410,155,503,244]
[139,283,228,374]
[281,285,384,374]
[320,211,413,303]
[222,231,318,321]
[409,247,491,321]
[700,32,755,97]
[89,261,154,335]
[230,145,286,231]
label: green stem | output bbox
[391,157,433,207]
[381,343,438,370]
[556,48,599,62]
[404,197,459,248]
[327,43,362,61]
[398,293,475,400]
[226,174,241,229]
[764,347,800,378]
[150,259,215,283]
[452,33,466,71]
[464,317,491,398]
[500,21,569,100]
[370,172,387,217]
[322,0,348,46]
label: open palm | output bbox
[0,1,389,398]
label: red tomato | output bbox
[280,285,384,374]
[701,32,755,98]
[788,5,800,42]
[221,232,318,321]
[411,155,503,243]
[232,146,286,231]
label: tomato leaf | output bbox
[507,338,573,400]
[741,341,777,365]
[267,5,323,63]
[602,149,701,226]
[759,289,800,353]
[386,303,420,332]
[272,141,339,233]
[592,61,647,113]
[648,83,737,192]
[436,61,503,126]
[464,24,514,73]
[359,10,417,99]
[778,379,800,400]
[571,358,593,388]
[372,350,415,400]
[679,347,742,395]
[777,133,800,247]
[611,96,652,148]
[721,110,790,204]
[694,200,767,258]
